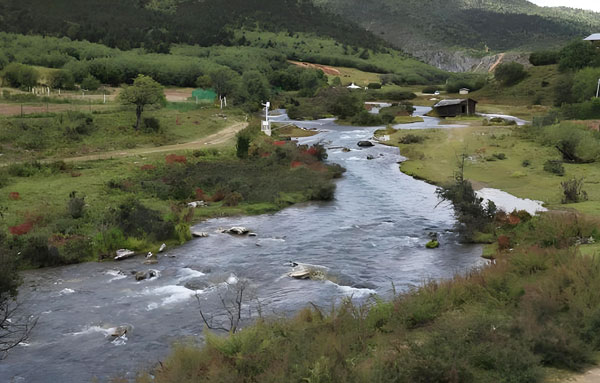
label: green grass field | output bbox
[387,126,600,216]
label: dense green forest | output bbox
[0,0,385,52]
[315,0,600,54]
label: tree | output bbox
[80,74,100,91]
[2,63,39,89]
[494,62,527,86]
[195,74,212,89]
[572,67,600,102]
[118,74,165,130]
[559,41,600,71]
[50,70,76,90]
[209,68,239,106]
[241,70,270,108]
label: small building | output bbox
[459,88,470,95]
[347,82,362,90]
[433,99,478,117]
[584,33,600,44]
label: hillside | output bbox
[314,0,600,71]
[0,0,385,52]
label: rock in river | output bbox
[192,231,209,238]
[357,141,374,147]
[222,227,250,235]
[114,249,135,261]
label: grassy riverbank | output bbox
[383,125,600,217]
[139,210,600,383]
[0,117,342,269]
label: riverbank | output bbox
[381,124,600,217]
[0,119,343,270]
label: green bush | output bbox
[80,74,101,90]
[67,191,86,219]
[529,50,559,66]
[399,134,425,144]
[175,223,192,245]
[142,117,161,133]
[2,62,39,88]
[543,160,565,176]
[494,62,528,86]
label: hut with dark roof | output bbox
[433,99,478,117]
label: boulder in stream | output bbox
[115,249,135,261]
[134,270,158,281]
[222,227,250,235]
[158,243,166,253]
[357,141,374,147]
[367,155,375,160]
[192,231,209,238]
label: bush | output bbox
[543,160,565,176]
[522,159,531,167]
[399,134,425,144]
[67,191,85,219]
[223,191,244,207]
[367,82,381,89]
[529,51,559,66]
[422,86,438,94]
[493,153,507,160]
[114,198,175,241]
[175,223,192,245]
[561,178,588,204]
[142,117,161,133]
[2,63,39,88]
[80,74,101,91]
[494,62,528,86]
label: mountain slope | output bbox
[0,0,386,52]
[314,0,600,71]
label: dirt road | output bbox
[63,121,248,162]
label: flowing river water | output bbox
[1,107,486,382]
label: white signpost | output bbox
[261,101,272,136]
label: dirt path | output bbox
[489,53,506,73]
[63,121,248,162]
[571,368,600,382]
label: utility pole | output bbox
[596,78,600,98]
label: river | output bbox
[0,107,485,382]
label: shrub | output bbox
[561,178,588,204]
[175,223,192,245]
[115,198,175,241]
[498,235,511,250]
[399,134,425,144]
[80,74,101,91]
[522,159,531,167]
[67,191,86,219]
[494,62,528,86]
[93,227,126,259]
[493,153,507,160]
[529,51,559,66]
[142,117,161,133]
[223,191,244,207]
[2,63,39,88]
[367,82,381,89]
[166,154,187,164]
[236,133,251,159]
[543,160,565,176]
[422,86,438,94]
[60,237,93,264]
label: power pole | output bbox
[596,78,600,98]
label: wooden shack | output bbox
[433,99,478,117]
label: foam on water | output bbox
[176,268,205,282]
[143,285,200,311]
[324,281,377,298]
[58,288,75,296]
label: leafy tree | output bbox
[494,62,527,86]
[118,74,166,130]
[559,41,600,71]
[209,68,239,102]
[2,63,39,88]
[529,50,559,66]
[298,69,326,97]
[195,74,212,89]
[329,91,363,119]
[572,67,600,102]
[80,74,100,90]
[241,70,270,108]
[50,70,76,90]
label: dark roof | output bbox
[433,99,477,108]
[584,33,600,41]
